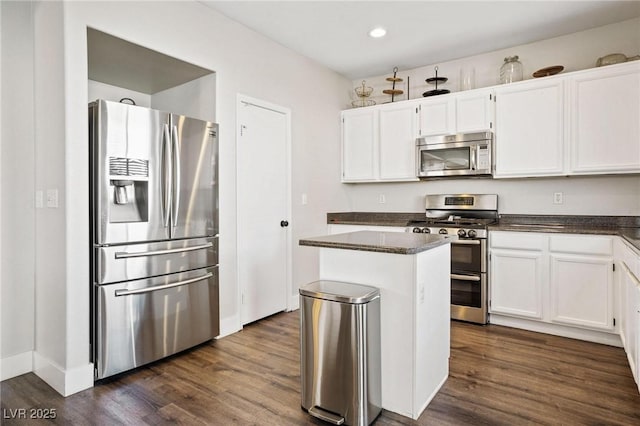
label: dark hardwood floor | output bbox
[2,311,639,425]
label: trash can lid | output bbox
[299,280,380,304]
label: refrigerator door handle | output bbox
[114,272,214,297]
[114,242,214,259]
[171,124,181,228]
[162,123,172,228]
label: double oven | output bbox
[407,194,497,324]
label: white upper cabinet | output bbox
[379,102,419,181]
[494,61,640,178]
[341,62,640,183]
[455,89,494,133]
[494,79,565,178]
[568,63,640,174]
[342,108,377,182]
[418,97,454,136]
[418,89,493,136]
[341,102,419,183]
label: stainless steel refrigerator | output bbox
[89,99,219,380]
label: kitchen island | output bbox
[299,231,452,420]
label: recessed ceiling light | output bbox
[369,27,387,38]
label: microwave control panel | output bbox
[477,146,490,170]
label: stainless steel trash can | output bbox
[300,280,381,426]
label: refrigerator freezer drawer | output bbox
[95,236,218,284]
[94,266,219,379]
[94,267,220,380]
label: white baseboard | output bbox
[490,314,623,347]
[288,294,300,312]
[414,369,448,420]
[1,351,33,381]
[33,352,93,396]
[217,313,242,338]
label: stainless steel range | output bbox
[406,194,498,324]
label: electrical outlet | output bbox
[378,194,386,204]
[553,192,564,204]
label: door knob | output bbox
[280,220,289,227]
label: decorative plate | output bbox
[532,65,564,78]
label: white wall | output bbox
[151,73,216,122]
[343,175,640,215]
[344,18,640,216]
[15,0,351,395]
[1,0,36,381]
[88,80,151,107]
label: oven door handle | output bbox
[451,273,481,282]
[452,239,481,245]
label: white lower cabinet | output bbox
[489,231,617,344]
[549,254,613,331]
[618,239,640,390]
[490,248,544,319]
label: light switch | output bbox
[46,189,59,208]
[301,193,308,205]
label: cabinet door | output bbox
[623,266,640,383]
[490,249,544,319]
[635,285,640,388]
[342,109,377,182]
[621,254,640,383]
[494,80,565,177]
[568,63,640,174]
[418,97,454,136]
[455,90,494,133]
[550,254,614,331]
[379,103,419,181]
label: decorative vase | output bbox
[500,56,523,84]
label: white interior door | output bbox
[237,95,290,325]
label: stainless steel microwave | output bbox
[416,131,493,178]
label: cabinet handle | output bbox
[451,273,481,282]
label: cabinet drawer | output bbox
[490,231,545,250]
[549,235,612,256]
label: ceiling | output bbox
[202,1,640,80]
[87,28,214,94]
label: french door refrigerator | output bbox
[89,99,219,380]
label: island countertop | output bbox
[299,230,453,255]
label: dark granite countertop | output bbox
[299,231,452,255]
[490,214,640,251]
[326,212,640,252]
[327,212,423,227]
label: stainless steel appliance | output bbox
[89,99,219,380]
[416,131,492,178]
[406,194,498,324]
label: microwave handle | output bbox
[470,145,477,171]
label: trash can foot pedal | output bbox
[309,406,345,425]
